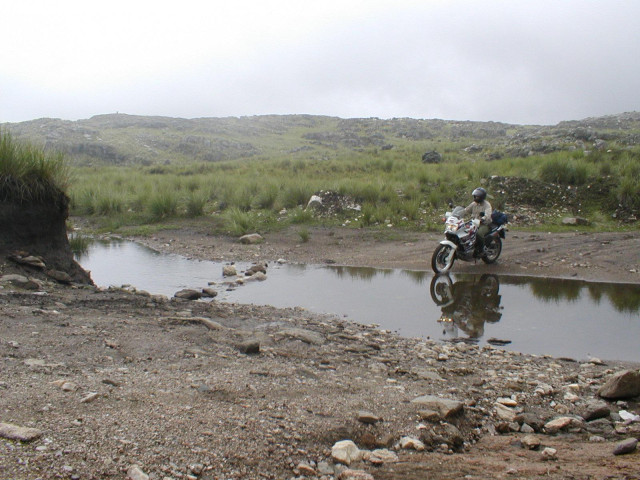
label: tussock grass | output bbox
[0,129,69,203]
[68,142,640,234]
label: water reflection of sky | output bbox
[77,240,640,362]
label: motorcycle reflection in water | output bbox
[430,274,503,340]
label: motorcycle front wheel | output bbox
[431,244,456,273]
[482,237,502,264]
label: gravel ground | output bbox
[1,226,639,480]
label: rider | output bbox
[462,187,492,252]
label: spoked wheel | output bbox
[431,244,456,273]
[482,237,502,264]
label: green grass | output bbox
[65,136,640,235]
[1,129,69,203]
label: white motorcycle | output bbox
[431,206,507,273]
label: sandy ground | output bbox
[1,225,639,480]
[133,226,640,284]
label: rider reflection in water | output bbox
[462,187,492,252]
[430,274,502,339]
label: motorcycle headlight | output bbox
[445,223,459,232]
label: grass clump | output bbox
[0,129,69,203]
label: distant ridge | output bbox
[4,112,639,166]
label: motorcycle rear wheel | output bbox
[482,237,502,264]
[432,244,456,273]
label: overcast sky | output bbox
[2,0,639,125]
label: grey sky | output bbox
[2,0,639,125]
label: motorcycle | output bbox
[430,273,503,339]
[431,206,507,273]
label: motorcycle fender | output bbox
[439,240,458,250]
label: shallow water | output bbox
[77,239,640,362]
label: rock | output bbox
[494,403,518,422]
[239,233,263,244]
[411,368,444,382]
[245,263,267,276]
[306,195,323,210]
[126,465,149,480]
[598,370,640,399]
[541,447,557,460]
[613,438,638,455]
[201,287,218,298]
[534,383,554,396]
[544,416,577,434]
[236,339,260,355]
[357,411,381,424]
[222,265,237,277]
[522,434,541,450]
[331,440,361,465]
[411,395,463,418]
[46,269,72,284]
[61,381,78,392]
[337,469,375,480]
[581,401,611,421]
[515,413,545,432]
[245,271,267,282]
[364,448,398,465]
[0,274,40,290]
[296,462,316,475]
[80,392,100,403]
[399,436,426,451]
[0,422,43,442]
[173,289,202,300]
[418,409,440,422]
[277,327,324,345]
[562,217,590,226]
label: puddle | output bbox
[76,239,640,362]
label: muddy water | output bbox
[77,239,640,362]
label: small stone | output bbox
[613,438,638,456]
[399,436,425,451]
[201,287,218,298]
[331,440,361,465]
[544,417,573,434]
[239,233,263,244]
[0,422,43,442]
[357,411,381,424]
[296,462,316,475]
[364,448,398,465]
[541,447,557,460]
[173,289,202,300]
[522,434,541,450]
[411,395,463,418]
[61,381,78,392]
[127,465,149,480]
[337,469,375,480]
[222,265,237,277]
[236,339,260,355]
[80,392,100,403]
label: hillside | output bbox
[4,112,640,166]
